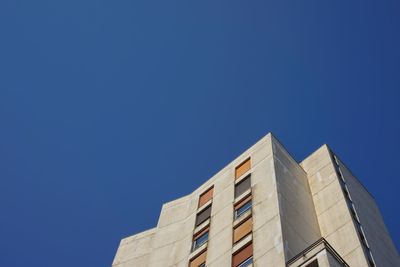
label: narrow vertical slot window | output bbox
[235,175,251,198]
[235,158,251,179]
[198,186,214,208]
[189,250,207,267]
[195,205,211,227]
[234,195,252,220]
[305,259,319,267]
[233,217,252,243]
[232,242,253,267]
[192,226,209,251]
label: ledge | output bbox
[286,238,349,267]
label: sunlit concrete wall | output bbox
[113,133,399,267]
[301,145,400,267]
[113,134,290,266]
[301,145,370,267]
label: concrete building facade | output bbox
[112,133,399,267]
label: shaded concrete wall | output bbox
[335,157,400,267]
[301,145,370,267]
[326,253,347,267]
[271,137,321,261]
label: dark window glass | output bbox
[235,175,251,198]
[192,232,209,251]
[358,227,369,248]
[343,186,351,199]
[306,259,319,267]
[235,200,252,219]
[350,206,358,220]
[195,205,211,226]
[238,257,253,267]
[367,253,375,267]
[338,174,346,185]
[356,223,368,248]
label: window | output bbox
[334,155,340,167]
[198,186,214,208]
[357,225,369,249]
[349,204,358,221]
[235,158,251,179]
[189,250,207,267]
[342,184,352,201]
[367,252,375,267]
[360,234,368,247]
[338,173,346,185]
[232,242,253,267]
[193,232,208,250]
[233,217,252,243]
[192,227,209,251]
[235,175,251,198]
[235,201,252,219]
[305,259,319,267]
[234,195,252,220]
[195,205,212,227]
[238,257,253,267]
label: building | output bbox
[112,133,399,267]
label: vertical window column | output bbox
[189,186,214,267]
[232,158,253,267]
[333,155,375,267]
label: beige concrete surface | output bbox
[112,133,399,267]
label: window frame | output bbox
[189,249,207,267]
[195,205,212,227]
[234,200,252,220]
[234,175,251,198]
[235,158,251,179]
[233,216,252,244]
[192,231,209,251]
[237,256,253,267]
[198,186,214,208]
[305,259,319,267]
[232,242,253,267]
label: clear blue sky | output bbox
[1,1,399,266]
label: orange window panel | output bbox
[189,250,207,267]
[233,217,252,243]
[198,186,214,208]
[235,158,251,179]
[232,242,253,267]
